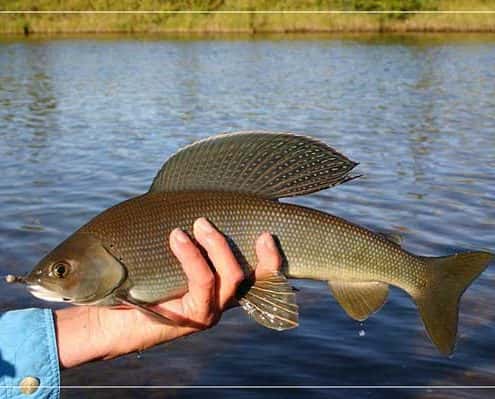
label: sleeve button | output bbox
[19,376,40,395]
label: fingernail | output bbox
[261,233,276,250]
[196,217,215,234]
[172,228,189,244]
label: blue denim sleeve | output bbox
[0,309,60,399]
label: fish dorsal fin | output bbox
[328,280,389,321]
[149,131,359,199]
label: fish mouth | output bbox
[27,284,72,303]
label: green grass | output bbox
[1,1,494,34]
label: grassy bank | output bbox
[1,1,495,34]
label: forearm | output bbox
[54,307,110,369]
[53,306,190,368]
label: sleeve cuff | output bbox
[0,308,60,398]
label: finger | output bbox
[169,228,215,318]
[193,218,244,309]
[255,232,282,279]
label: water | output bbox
[1,34,494,398]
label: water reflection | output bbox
[0,44,59,166]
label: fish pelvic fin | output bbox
[415,251,493,356]
[237,271,299,331]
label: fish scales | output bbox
[79,190,428,303]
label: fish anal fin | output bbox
[237,272,299,331]
[149,131,359,199]
[328,280,389,321]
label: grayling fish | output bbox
[8,132,493,355]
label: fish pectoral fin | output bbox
[328,280,389,321]
[237,271,299,331]
[114,293,178,326]
[149,131,359,199]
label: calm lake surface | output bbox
[0,34,494,398]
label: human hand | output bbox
[54,217,282,368]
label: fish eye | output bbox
[51,262,70,279]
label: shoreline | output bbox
[2,27,495,35]
[2,32,495,44]
[2,31,495,38]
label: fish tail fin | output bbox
[237,272,299,331]
[415,251,493,355]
